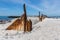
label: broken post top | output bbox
[21,4,27,20]
[23,4,27,19]
[23,4,26,14]
[39,11,40,17]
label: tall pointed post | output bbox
[23,4,27,20]
[39,12,40,17]
[24,4,26,14]
[23,4,27,32]
[39,12,40,21]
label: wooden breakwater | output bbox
[6,4,32,32]
[39,12,47,21]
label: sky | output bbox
[0,0,60,16]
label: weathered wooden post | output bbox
[39,12,40,21]
[39,12,42,21]
[29,20,32,31]
[6,3,32,32]
[41,14,45,20]
[23,4,27,32]
[23,4,32,32]
[26,19,32,32]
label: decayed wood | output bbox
[6,14,32,32]
[6,4,32,32]
[24,20,32,32]
[28,20,32,31]
[39,13,47,21]
[6,19,23,30]
[39,12,40,21]
[39,12,42,21]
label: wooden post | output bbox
[24,4,26,15]
[39,12,40,21]
[28,19,32,31]
[30,20,32,31]
[41,14,43,21]
[23,4,27,32]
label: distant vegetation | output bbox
[8,16,20,18]
[8,15,39,18]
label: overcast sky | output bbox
[0,0,60,16]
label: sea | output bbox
[0,16,60,21]
[48,16,60,18]
[0,16,14,21]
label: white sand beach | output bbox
[0,17,60,40]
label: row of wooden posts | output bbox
[39,12,47,21]
[6,4,47,32]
